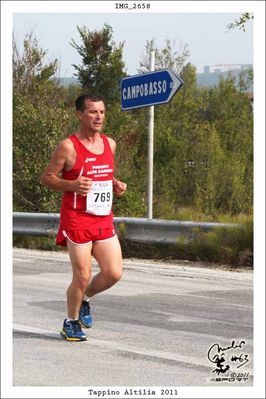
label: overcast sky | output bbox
[13,11,253,76]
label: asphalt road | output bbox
[13,248,253,388]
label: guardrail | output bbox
[13,212,240,245]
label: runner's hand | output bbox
[73,176,92,196]
[113,179,127,197]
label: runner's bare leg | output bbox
[66,240,93,319]
[85,235,123,297]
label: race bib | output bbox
[86,180,113,215]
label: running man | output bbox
[41,94,127,341]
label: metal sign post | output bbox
[120,55,183,219]
[147,51,155,219]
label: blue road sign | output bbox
[121,69,183,110]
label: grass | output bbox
[13,235,63,252]
[167,207,252,224]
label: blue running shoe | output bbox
[60,319,87,341]
[79,300,93,328]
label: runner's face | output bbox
[78,100,105,132]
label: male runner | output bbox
[41,94,127,341]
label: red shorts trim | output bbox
[56,227,116,246]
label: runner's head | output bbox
[75,94,105,113]
[76,94,106,133]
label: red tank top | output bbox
[59,134,114,230]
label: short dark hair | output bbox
[75,94,105,112]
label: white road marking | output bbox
[13,257,33,263]
[13,323,253,372]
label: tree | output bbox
[151,63,212,216]
[139,38,190,74]
[204,74,253,214]
[13,32,58,95]
[226,13,254,32]
[70,24,126,106]
[13,33,76,212]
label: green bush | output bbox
[119,220,253,267]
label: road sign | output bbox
[121,69,183,110]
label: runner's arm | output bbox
[107,137,116,154]
[40,139,91,195]
[107,137,127,196]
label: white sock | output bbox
[84,295,91,302]
[65,317,75,323]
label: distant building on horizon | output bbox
[204,64,252,74]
